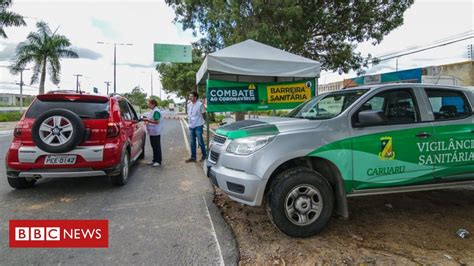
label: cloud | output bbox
[91,17,119,39]
[0,43,18,61]
[365,63,396,75]
[73,47,102,60]
[117,62,155,69]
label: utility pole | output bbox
[20,69,24,113]
[3,66,30,113]
[74,74,82,93]
[104,81,111,95]
[16,67,29,113]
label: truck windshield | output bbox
[287,89,368,120]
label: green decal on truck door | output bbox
[308,124,474,193]
[429,124,474,180]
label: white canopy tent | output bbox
[196,39,321,85]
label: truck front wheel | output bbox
[267,167,334,237]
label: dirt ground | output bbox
[214,187,474,265]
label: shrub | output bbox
[0,112,23,122]
[214,114,225,123]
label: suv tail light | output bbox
[14,127,22,138]
[107,122,120,138]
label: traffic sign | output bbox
[154,43,192,63]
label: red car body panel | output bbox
[6,93,146,174]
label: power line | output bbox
[374,30,474,59]
[374,35,473,63]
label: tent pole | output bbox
[206,73,210,153]
[315,77,319,96]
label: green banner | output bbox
[206,79,315,112]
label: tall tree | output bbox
[123,86,147,110]
[165,0,413,74]
[156,48,204,112]
[11,21,78,94]
[0,0,25,38]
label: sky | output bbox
[0,0,197,99]
[0,0,473,99]
[321,0,473,84]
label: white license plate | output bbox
[44,155,77,165]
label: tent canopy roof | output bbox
[196,39,321,85]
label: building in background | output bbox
[318,61,474,93]
[0,83,36,106]
[317,80,345,94]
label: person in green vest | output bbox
[143,99,163,167]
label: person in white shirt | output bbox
[185,91,207,162]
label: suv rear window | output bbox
[426,89,471,120]
[26,100,110,119]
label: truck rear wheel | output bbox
[267,167,334,237]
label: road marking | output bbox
[0,130,13,136]
[180,118,190,153]
[203,196,225,266]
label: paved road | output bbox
[0,118,237,264]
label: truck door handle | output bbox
[416,132,431,138]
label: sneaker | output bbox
[185,158,196,163]
[152,162,161,167]
[146,161,154,165]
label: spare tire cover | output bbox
[31,108,85,153]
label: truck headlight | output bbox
[226,135,275,155]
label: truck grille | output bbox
[213,135,227,144]
[209,151,220,163]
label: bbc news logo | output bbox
[10,220,108,248]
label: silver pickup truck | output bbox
[205,83,474,237]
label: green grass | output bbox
[0,112,23,122]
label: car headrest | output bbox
[440,105,457,114]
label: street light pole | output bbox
[97,42,133,94]
[114,43,116,94]
[150,73,153,96]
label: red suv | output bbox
[6,91,146,188]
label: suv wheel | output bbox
[111,150,130,186]
[267,167,334,237]
[8,177,36,189]
[31,109,85,153]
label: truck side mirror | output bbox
[357,110,387,127]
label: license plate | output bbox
[44,155,77,165]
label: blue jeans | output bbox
[189,125,206,159]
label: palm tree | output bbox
[11,21,78,94]
[0,0,26,38]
